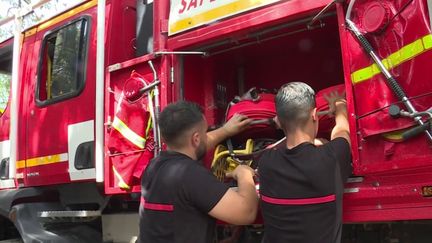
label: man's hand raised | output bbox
[226,164,256,181]
[324,91,346,116]
[223,113,252,137]
[324,91,350,144]
[206,114,252,151]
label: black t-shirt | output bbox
[138,151,229,243]
[258,137,352,243]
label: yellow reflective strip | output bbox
[112,166,130,190]
[382,127,413,142]
[387,51,402,68]
[16,153,68,169]
[47,56,52,99]
[381,59,390,69]
[371,63,381,76]
[24,28,37,38]
[146,115,153,136]
[423,35,432,50]
[16,160,26,169]
[382,132,403,141]
[24,0,97,38]
[112,116,146,149]
[351,34,432,84]
[351,66,374,84]
[145,92,154,136]
[399,39,424,61]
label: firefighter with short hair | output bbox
[258,82,352,243]
[138,101,258,243]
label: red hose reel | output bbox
[225,84,345,141]
[226,90,279,141]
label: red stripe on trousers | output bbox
[261,194,336,205]
[141,197,174,211]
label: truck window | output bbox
[0,43,12,115]
[0,73,10,115]
[37,18,88,105]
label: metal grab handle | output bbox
[401,122,431,141]
[345,20,408,101]
[139,80,161,94]
[148,60,158,81]
[148,60,162,155]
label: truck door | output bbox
[25,14,97,186]
[338,0,432,174]
[104,55,166,194]
[0,41,13,189]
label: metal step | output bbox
[0,239,23,243]
[38,210,101,222]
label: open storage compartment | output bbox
[178,0,432,177]
[181,14,347,160]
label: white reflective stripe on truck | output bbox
[9,15,23,181]
[68,120,96,181]
[95,0,106,182]
[0,140,10,162]
[0,140,14,189]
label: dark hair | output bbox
[158,101,204,147]
[275,82,316,132]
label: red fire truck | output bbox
[1,0,432,242]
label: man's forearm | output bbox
[236,174,258,220]
[206,114,251,150]
[237,175,258,202]
[207,127,231,150]
[331,101,350,143]
[335,102,348,128]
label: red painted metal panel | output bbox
[17,32,38,187]
[166,0,332,50]
[105,0,137,66]
[344,206,432,222]
[23,162,70,186]
[158,55,172,109]
[344,168,432,222]
[337,0,432,221]
[23,6,98,187]
[154,0,170,51]
[104,54,166,195]
[104,0,174,193]
[343,0,432,175]
[336,3,362,174]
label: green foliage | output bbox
[0,73,10,114]
[47,20,83,98]
[0,0,81,42]
[0,0,85,111]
